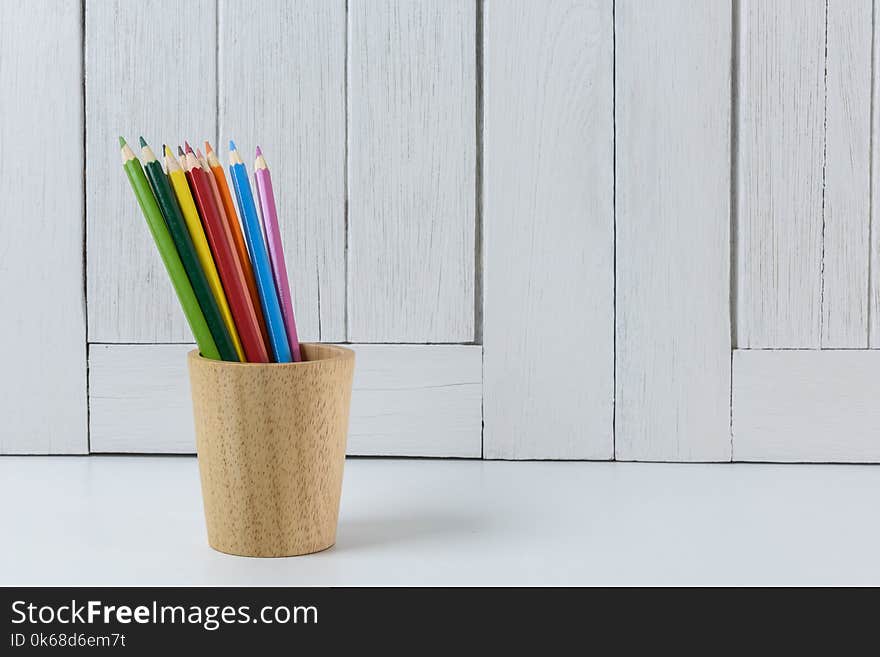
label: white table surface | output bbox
[2,456,879,585]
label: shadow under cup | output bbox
[187,343,355,557]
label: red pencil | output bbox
[205,140,271,349]
[184,149,269,363]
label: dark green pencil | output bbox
[139,137,239,361]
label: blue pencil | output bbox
[228,141,292,363]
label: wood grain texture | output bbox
[347,0,476,342]
[189,345,354,556]
[0,1,87,454]
[219,0,345,342]
[346,344,481,457]
[482,0,613,459]
[737,0,825,348]
[823,0,871,347]
[89,344,481,456]
[89,344,196,453]
[615,0,732,461]
[871,0,880,348]
[733,349,880,462]
[86,0,217,342]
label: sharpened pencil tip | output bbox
[118,136,126,148]
[138,136,147,148]
[205,141,214,155]
[196,148,205,160]
[255,145,262,157]
[184,141,193,154]
[178,146,185,156]
[229,140,237,151]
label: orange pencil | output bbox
[203,143,270,347]
[184,146,269,363]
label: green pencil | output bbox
[139,137,238,361]
[119,137,221,360]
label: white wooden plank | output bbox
[346,345,481,457]
[218,0,346,342]
[871,0,880,348]
[482,0,613,459]
[89,344,481,456]
[0,1,86,454]
[823,0,871,347]
[86,0,216,342]
[615,0,731,461]
[733,349,880,462]
[347,0,476,342]
[89,345,195,453]
[737,0,825,348]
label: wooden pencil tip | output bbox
[229,139,237,152]
[184,141,193,154]
[138,136,147,148]
[255,145,262,157]
[118,136,126,148]
[178,145,185,156]
[205,140,214,155]
[196,147,205,160]
[120,142,135,163]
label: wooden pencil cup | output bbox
[187,344,355,557]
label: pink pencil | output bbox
[253,146,302,362]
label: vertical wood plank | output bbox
[616,0,732,461]
[219,0,346,342]
[482,0,613,459]
[348,0,476,342]
[737,0,825,348]
[0,1,86,453]
[823,0,871,347]
[86,0,217,342]
[871,0,880,347]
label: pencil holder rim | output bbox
[188,343,354,368]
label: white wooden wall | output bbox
[1,1,86,454]
[483,0,613,459]
[733,0,880,462]
[4,0,880,462]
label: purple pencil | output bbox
[253,146,302,362]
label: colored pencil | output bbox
[165,146,246,362]
[119,138,220,360]
[205,141,270,348]
[185,149,270,363]
[139,138,239,362]
[197,146,271,350]
[228,141,292,363]
[254,147,302,362]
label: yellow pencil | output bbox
[164,145,245,361]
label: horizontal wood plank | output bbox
[89,344,481,456]
[733,349,880,462]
